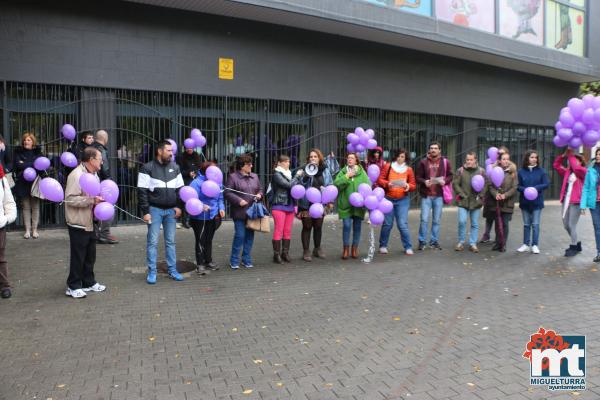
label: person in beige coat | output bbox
[0,164,17,299]
[64,147,106,299]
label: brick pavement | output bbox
[1,204,599,400]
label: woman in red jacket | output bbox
[377,149,417,255]
[553,149,587,257]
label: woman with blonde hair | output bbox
[13,132,43,239]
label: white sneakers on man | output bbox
[379,247,388,254]
[531,245,540,254]
[83,283,106,292]
[517,244,530,253]
[65,288,86,298]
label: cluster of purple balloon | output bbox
[482,146,538,200]
[290,184,339,218]
[60,124,79,168]
[554,95,600,149]
[166,128,207,156]
[79,173,120,221]
[346,127,377,153]
[179,165,223,215]
[348,184,392,225]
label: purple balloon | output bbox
[583,94,595,109]
[184,138,196,149]
[60,152,78,168]
[94,201,115,221]
[490,166,504,188]
[553,135,568,148]
[290,184,306,200]
[582,108,595,125]
[583,130,600,147]
[166,139,177,155]
[309,203,324,219]
[33,157,50,171]
[364,195,379,211]
[196,135,207,148]
[61,124,76,141]
[471,175,485,192]
[369,209,385,225]
[347,133,359,145]
[205,165,223,184]
[487,147,498,162]
[354,127,365,136]
[79,173,101,196]
[569,136,583,149]
[594,109,600,123]
[378,198,393,214]
[560,112,575,128]
[179,185,198,202]
[190,129,202,143]
[524,187,538,201]
[321,185,338,204]
[305,187,322,204]
[485,158,493,166]
[366,139,377,150]
[572,122,586,135]
[349,192,364,207]
[558,128,573,140]
[39,177,64,202]
[485,163,494,176]
[358,133,369,147]
[100,179,119,205]
[185,198,204,216]
[373,187,385,201]
[555,121,563,132]
[23,167,37,182]
[201,180,220,198]
[568,98,585,118]
[593,96,600,110]
[358,183,372,198]
[367,164,380,183]
[355,144,365,153]
[365,129,375,139]
[346,143,356,153]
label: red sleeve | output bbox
[568,155,587,180]
[553,154,567,177]
[377,163,390,189]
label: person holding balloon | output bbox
[13,132,43,239]
[376,148,416,255]
[334,152,370,259]
[295,149,333,262]
[516,150,550,254]
[177,140,202,229]
[581,148,600,262]
[488,152,518,252]
[554,149,587,257]
[93,130,119,244]
[224,154,263,269]
[189,161,225,274]
[64,147,107,299]
[452,152,486,253]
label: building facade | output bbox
[1,0,598,225]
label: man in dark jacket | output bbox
[93,130,118,244]
[176,146,202,228]
[415,141,453,250]
[138,140,184,284]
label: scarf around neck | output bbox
[275,166,292,180]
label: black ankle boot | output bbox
[565,245,578,257]
[576,241,582,252]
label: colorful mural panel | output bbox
[361,0,432,17]
[545,0,585,56]
[499,0,544,45]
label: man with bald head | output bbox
[94,129,118,244]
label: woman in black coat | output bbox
[13,133,43,239]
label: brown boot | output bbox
[281,240,291,263]
[351,245,359,259]
[303,249,312,262]
[342,246,350,260]
[272,240,283,264]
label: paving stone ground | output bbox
[1,203,599,400]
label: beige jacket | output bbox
[65,164,96,231]
[0,177,17,228]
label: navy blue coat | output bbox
[517,166,550,210]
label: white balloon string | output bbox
[114,205,147,223]
[222,187,260,198]
[362,225,375,264]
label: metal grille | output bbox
[0,81,556,227]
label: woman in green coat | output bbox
[334,153,370,260]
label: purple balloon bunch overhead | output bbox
[190,128,207,148]
[348,183,391,225]
[290,184,338,218]
[554,95,600,149]
[61,124,76,141]
[346,127,377,154]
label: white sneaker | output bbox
[531,245,540,254]
[83,283,106,292]
[379,247,388,254]
[517,244,530,253]
[65,288,87,298]
[405,248,414,255]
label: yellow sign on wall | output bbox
[219,58,234,80]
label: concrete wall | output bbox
[0,0,580,125]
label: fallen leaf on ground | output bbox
[231,328,238,332]
[467,383,475,387]
[253,359,263,364]
[56,384,66,388]
[242,389,253,394]
[393,316,401,321]
[148,336,156,342]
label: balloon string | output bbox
[222,187,260,198]
[114,205,147,223]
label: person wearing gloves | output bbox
[377,148,416,255]
[334,152,370,259]
[452,152,486,253]
[516,150,549,254]
[488,152,518,252]
[0,164,17,299]
[554,149,587,257]
[189,161,225,275]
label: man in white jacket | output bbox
[0,165,17,299]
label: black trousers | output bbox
[67,226,97,290]
[190,218,217,266]
[495,212,512,248]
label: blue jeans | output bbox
[522,208,542,246]
[342,217,362,246]
[457,207,480,246]
[590,205,600,254]
[147,206,177,272]
[379,196,412,250]
[230,219,255,266]
[418,196,443,244]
